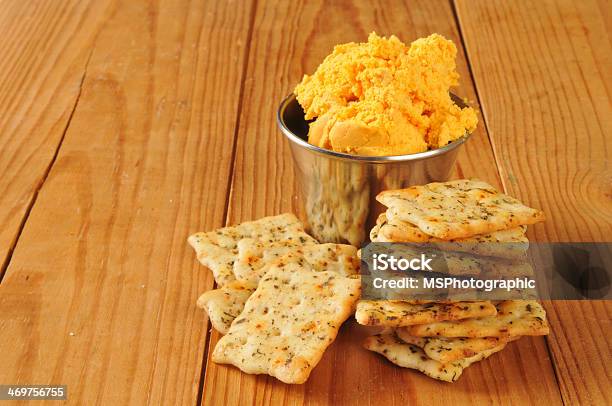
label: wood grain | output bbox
[0,0,114,275]
[203,1,562,404]
[455,0,611,404]
[0,0,254,404]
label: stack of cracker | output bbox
[359,179,550,382]
[188,213,361,384]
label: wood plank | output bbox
[203,1,562,404]
[0,0,114,275]
[454,0,611,404]
[0,0,255,404]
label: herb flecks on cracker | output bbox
[234,241,358,285]
[202,245,360,333]
[355,300,497,327]
[188,213,315,286]
[212,263,360,384]
[404,300,549,338]
[377,179,545,240]
[396,329,518,363]
[197,281,257,334]
[364,332,506,382]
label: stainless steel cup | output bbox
[277,93,473,246]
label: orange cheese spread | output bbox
[294,33,478,156]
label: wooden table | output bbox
[0,0,609,404]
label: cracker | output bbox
[232,239,307,284]
[300,243,360,275]
[197,281,257,334]
[355,300,497,327]
[369,222,383,242]
[378,215,528,260]
[377,179,545,240]
[188,213,314,286]
[369,213,392,242]
[234,241,359,284]
[405,300,549,337]
[396,329,518,363]
[372,213,393,241]
[363,333,506,382]
[203,245,359,333]
[206,244,359,334]
[212,264,360,384]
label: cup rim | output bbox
[277,93,474,163]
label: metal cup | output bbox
[277,93,473,246]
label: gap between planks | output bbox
[196,1,259,404]
[450,0,566,402]
[449,0,508,193]
[0,47,95,284]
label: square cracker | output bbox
[396,329,519,363]
[355,300,497,327]
[364,333,506,382]
[212,263,360,384]
[377,214,528,260]
[188,213,315,286]
[202,244,360,333]
[377,179,545,240]
[233,240,359,284]
[197,281,257,334]
[405,300,549,337]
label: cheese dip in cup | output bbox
[277,93,475,246]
